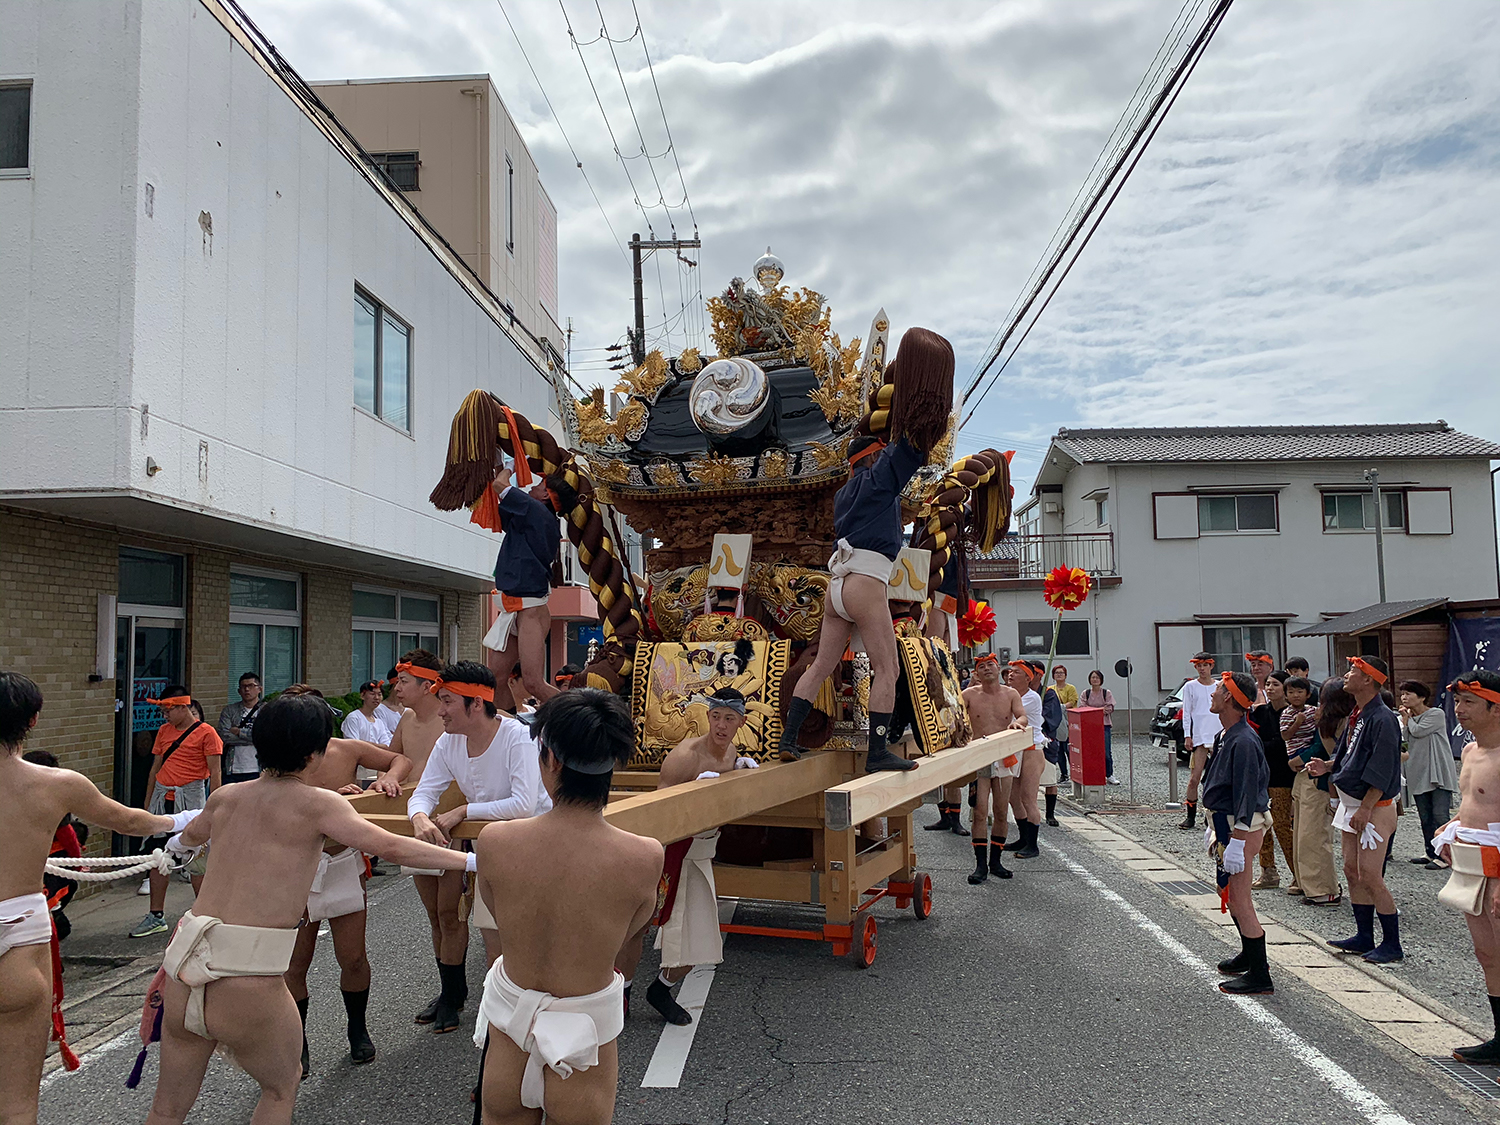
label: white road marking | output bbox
[39,1028,137,1092]
[1048,842,1416,1125]
[640,898,737,1089]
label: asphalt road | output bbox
[39,814,1493,1125]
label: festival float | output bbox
[360,249,1032,964]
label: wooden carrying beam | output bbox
[823,729,1032,831]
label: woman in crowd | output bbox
[1081,670,1116,783]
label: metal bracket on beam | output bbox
[826,791,852,833]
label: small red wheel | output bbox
[855,915,877,968]
[913,872,933,920]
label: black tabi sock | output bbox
[438,961,468,1008]
[1492,994,1500,1039]
[1045,792,1057,819]
[780,697,814,753]
[296,996,308,1028]
[342,988,370,1038]
[867,712,892,758]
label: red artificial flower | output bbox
[1043,566,1091,611]
[957,600,998,648]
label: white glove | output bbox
[695,770,721,781]
[1222,838,1246,875]
[1204,824,1216,855]
[465,852,478,873]
[1359,823,1386,851]
[169,808,202,832]
[164,833,198,860]
[734,756,761,770]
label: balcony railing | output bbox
[971,532,1116,580]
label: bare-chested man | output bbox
[1,672,189,1125]
[276,684,411,1074]
[142,693,472,1125]
[626,688,758,1026]
[1433,668,1500,1063]
[385,649,467,1026]
[472,688,663,1125]
[964,655,1028,885]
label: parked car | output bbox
[1150,684,1189,763]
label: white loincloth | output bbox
[306,848,366,923]
[473,957,626,1112]
[0,892,52,955]
[483,595,549,653]
[472,885,497,931]
[161,911,298,1039]
[654,829,723,969]
[826,540,896,625]
[1038,753,1061,787]
[1433,822,1500,917]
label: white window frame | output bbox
[1196,492,1279,535]
[353,286,413,434]
[351,585,442,687]
[0,79,32,180]
[1321,489,1405,533]
[1095,497,1108,527]
[228,565,302,692]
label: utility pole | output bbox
[1364,468,1387,603]
[627,232,702,365]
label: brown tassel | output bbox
[430,389,504,510]
[887,328,954,457]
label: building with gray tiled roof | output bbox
[967,423,1500,717]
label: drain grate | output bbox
[1157,879,1219,897]
[1429,1056,1500,1099]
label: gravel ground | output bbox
[1072,730,1488,1032]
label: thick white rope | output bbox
[45,848,186,883]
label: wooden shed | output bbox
[1292,598,1500,692]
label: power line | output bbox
[633,0,697,234]
[596,1,677,224]
[960,0,1236,429]
[492,0,629,264]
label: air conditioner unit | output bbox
[1043,501,1061,515]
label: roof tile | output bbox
[1051,422,1500,463]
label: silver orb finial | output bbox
[689,357,770,436]
[753,246,784,291]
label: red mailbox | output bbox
[1068,706,1108,787]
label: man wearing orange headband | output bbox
[1201,670,1274,994]
[481,458,564,710]
[1178,653,1221,831]
[1307,655,1404,963]
[408,662,550,1033]
[129,685,223,939]
[1433,667,1500,1064]
[961,654,1027,883]
[1001,661,1047,858]
[778,431,927,772]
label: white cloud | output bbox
[243,0,1500,495]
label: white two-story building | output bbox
[0,0,569,818]
[971,423,1500,714]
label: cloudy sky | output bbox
[247,0,1500,493]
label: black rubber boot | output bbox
[415,957,445,1024]
[342,988,376,1064]
[623,984,631,1020]
[989,838,1013,879]
[1178,801,1198,830]
[1218,929,1251,975]
[1454,996,1500,1064]
[432,961,466,1034]
[646,976,693,1025]
[1364,911,1404,964]
[1329,903,1376,955]
[864,712,916,772]
[1013,820,1040,859]
[924,805,955,831]
[778,697,814,761]
[967,840,989,884]
[1045,792,1059,827]
[950,807,970,837]
[1219,935,1273,994]
[296,996,310,1079]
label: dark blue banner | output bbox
[1439,616,1500,758]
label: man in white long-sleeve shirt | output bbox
[1179,652,1222,830]
[408,661,550,1034]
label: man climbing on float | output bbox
[778,327,955,773]
[480,457,564,708]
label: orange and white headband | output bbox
[1244,653,1274,667]
[1346,656,1387,685]
[1450,678,1500,705]
[395,662,442,683]
[1190,657,1215,668]
[848,439,886,467]
[974,654,1000,668]
[428,679,495,703]
[1218,672,1253,710]
[146,695,192,708]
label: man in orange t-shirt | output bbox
[129,686,222,938]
